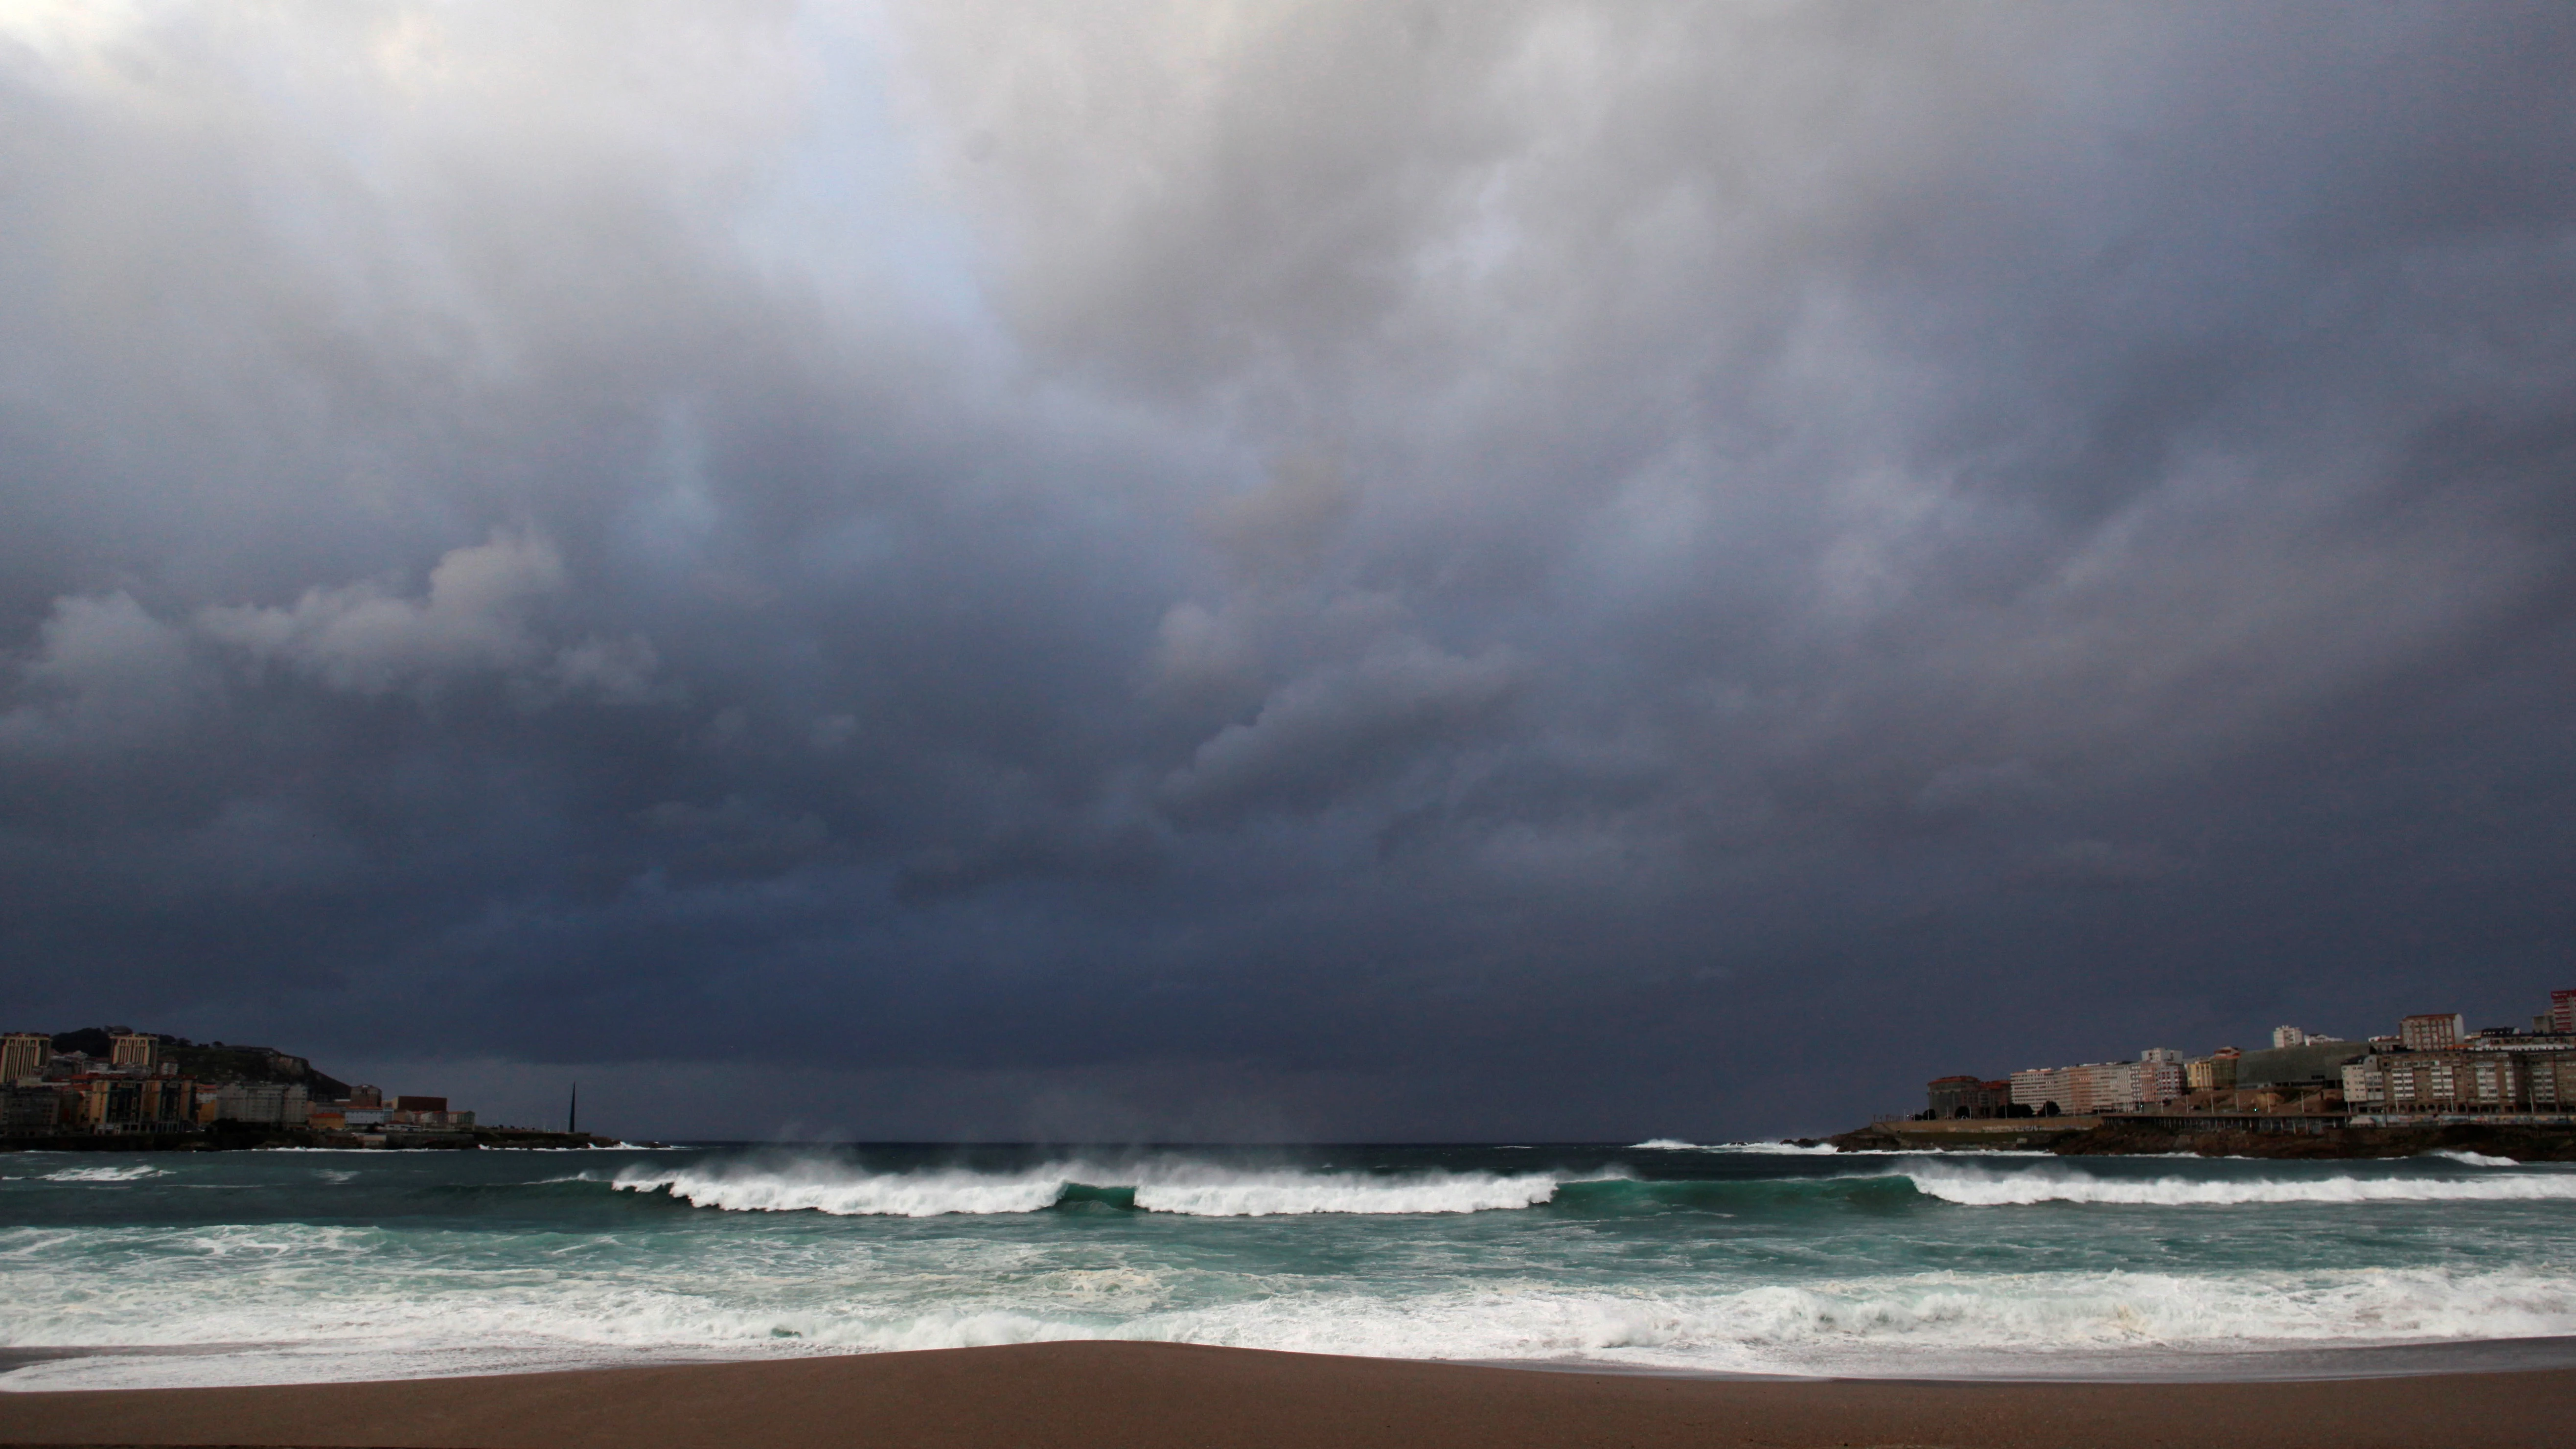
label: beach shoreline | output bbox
[4,1341,2575,1449]
[16,1333,2576,1391]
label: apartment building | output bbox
[2400,1013,2468,1052]
[0,1033,47,1082]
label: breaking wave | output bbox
[608,1157,2576,1219]
[1903,1164,2576,1207]
[610,1161,1566,1218]
[1629,1139,1838,1154]
[613,1164,1067,1216]
[37,1165,169,1183]
[2429,1150,2519,1167]
[1130,1172,1560,1216]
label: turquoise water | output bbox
[5,1143,2575,1387]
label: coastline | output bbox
[1823,1117,2576,1158]
[6,1342,2576,1449]
[0,1128,634,1153]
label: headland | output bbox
[0,1025,638,1151]
[1838,985,2576,1158]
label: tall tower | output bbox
[2552,989,2576,1035]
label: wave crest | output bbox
[611,1160,1565,1218]
[2429,1150,2520,1167]
[39,1165,169,1183]
[1631,1139,1840,1155]
[1132,1171,1558,1217]
[614,1164,1068,1217]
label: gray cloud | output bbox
[1158,635,1523,825]
[196,529,663,703]
[0,592,200,753]
[1,2,2572,1139]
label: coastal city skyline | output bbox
[6,4,2576,1426]
[18,985,2576,1147]
[0,1025,614,1147]
[1915,986,2576,1126]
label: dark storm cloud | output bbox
[3,2,2574,1139]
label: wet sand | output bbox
[4,1341,2574,1449]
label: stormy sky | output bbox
[3,2,2573,1141]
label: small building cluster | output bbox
[1922,989,2576,1123]
[0,1028,474,1143]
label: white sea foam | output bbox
[1903,1164,2576,1206]
[1627,1137,2062,1159]
[1123,1264,2576,1369]
[38,1165,168,1183]
[11,1227,2576,1391]
[1632,1139,1842,1155]
[611,1160,1565,1218]
[1130,1171,1559,1217]
[2429,1150,2519,1167]
[614,1163,1073,1216]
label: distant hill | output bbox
[46,1028,352,1101]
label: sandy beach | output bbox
[5,1342,2575,1449]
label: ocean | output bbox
[5,1142,2575,1390]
